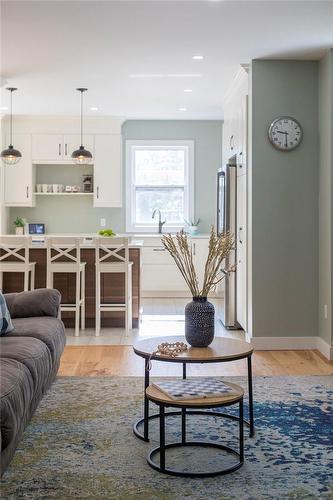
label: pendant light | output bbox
[1,87,22,165]
[71,88,92,165]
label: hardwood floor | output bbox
[59,346,333,377]
[59,298,333,377]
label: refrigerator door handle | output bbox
[238,226,243,244]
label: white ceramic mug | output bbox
[36,184,42,193]
[42,184,48,193]
[58,184,64,192]
[52,184,59,193]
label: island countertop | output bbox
[1,234,143,249]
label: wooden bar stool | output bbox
[0,236,36,292]
[46,237,86,337]
[95,237,133,336]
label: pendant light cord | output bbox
[10,89,13,146]
[80,90,83,147]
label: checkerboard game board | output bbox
[152,378,237,401]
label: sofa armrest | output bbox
[5,289,61,319]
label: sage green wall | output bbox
[10,120,222,234]
[251,60,319,338]
[122,120,222,232]
[318,50,333,345]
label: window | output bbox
[126,140,194,232]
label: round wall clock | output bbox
[268,116,303,151]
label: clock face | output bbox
[268,117,303,151]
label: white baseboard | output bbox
[317,336,333,361]
[251,336,333,361]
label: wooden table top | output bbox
[133,336,253,363]
[146,382,244,407]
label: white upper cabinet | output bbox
[93,134,122,208]
[32,134,94,162]
[236,95,248,176]
[4,134,35,207]
[32,134,63,162]
[222,68,248,172]
[62,134,94,161]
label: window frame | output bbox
[125,139,194,233]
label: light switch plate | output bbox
[100,218,106,227]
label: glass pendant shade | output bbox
[1,87,22,165]
[1,145,22,165]
[71,145,93,165]
[72,88,92,165]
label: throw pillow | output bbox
[0,292,14,335]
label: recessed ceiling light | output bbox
[178,107,187,112]
[1,106,8,110]
[90,106,98,111]
[192,55,204,60]
[183,89,193,93]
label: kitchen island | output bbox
[1,236,142,329]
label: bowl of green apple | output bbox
[98,229,116,237]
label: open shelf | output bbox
[34,192,93,196]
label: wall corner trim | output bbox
[251,336,333,361]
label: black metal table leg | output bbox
[144,357,150,441]
[247,356,255,437]
[181,408,186,444]
[160,405,165,471]
[239,399,244,462]
[182,362,186,380]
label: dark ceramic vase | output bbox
[185,297,215,347]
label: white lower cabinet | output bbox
[192,238,209,291]
[4,134,35,207]
[236,174,247,330]
[93,134,122,208]
[142,265,188,293]
[141,236,209,296]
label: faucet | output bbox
[152,209,166,234]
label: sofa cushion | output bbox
[8,289,61,319]
[8,316,66,365]
[0,337,53,397]
[0,358,34,452]
[0,293,14,336]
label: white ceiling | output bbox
[1,0,333,120]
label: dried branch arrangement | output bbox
[161,227,234,298]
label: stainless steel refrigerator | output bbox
[217,164,238,329]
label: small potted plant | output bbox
[184,217,200,236]
[162,227,234,347]
[13,216,26,235]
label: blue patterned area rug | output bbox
[1,376,332,499]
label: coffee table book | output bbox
[152,378,238,401]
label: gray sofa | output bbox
[0,289,66,475]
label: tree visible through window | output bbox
[126,140,194,232]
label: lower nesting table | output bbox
[146,382,245,477]
[133,336,255,441]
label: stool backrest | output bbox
[95,237,129,267]
[46,237,82,269]
[0,236,31,264]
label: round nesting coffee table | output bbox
[133,336,254,442]
[146,382,245,477]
